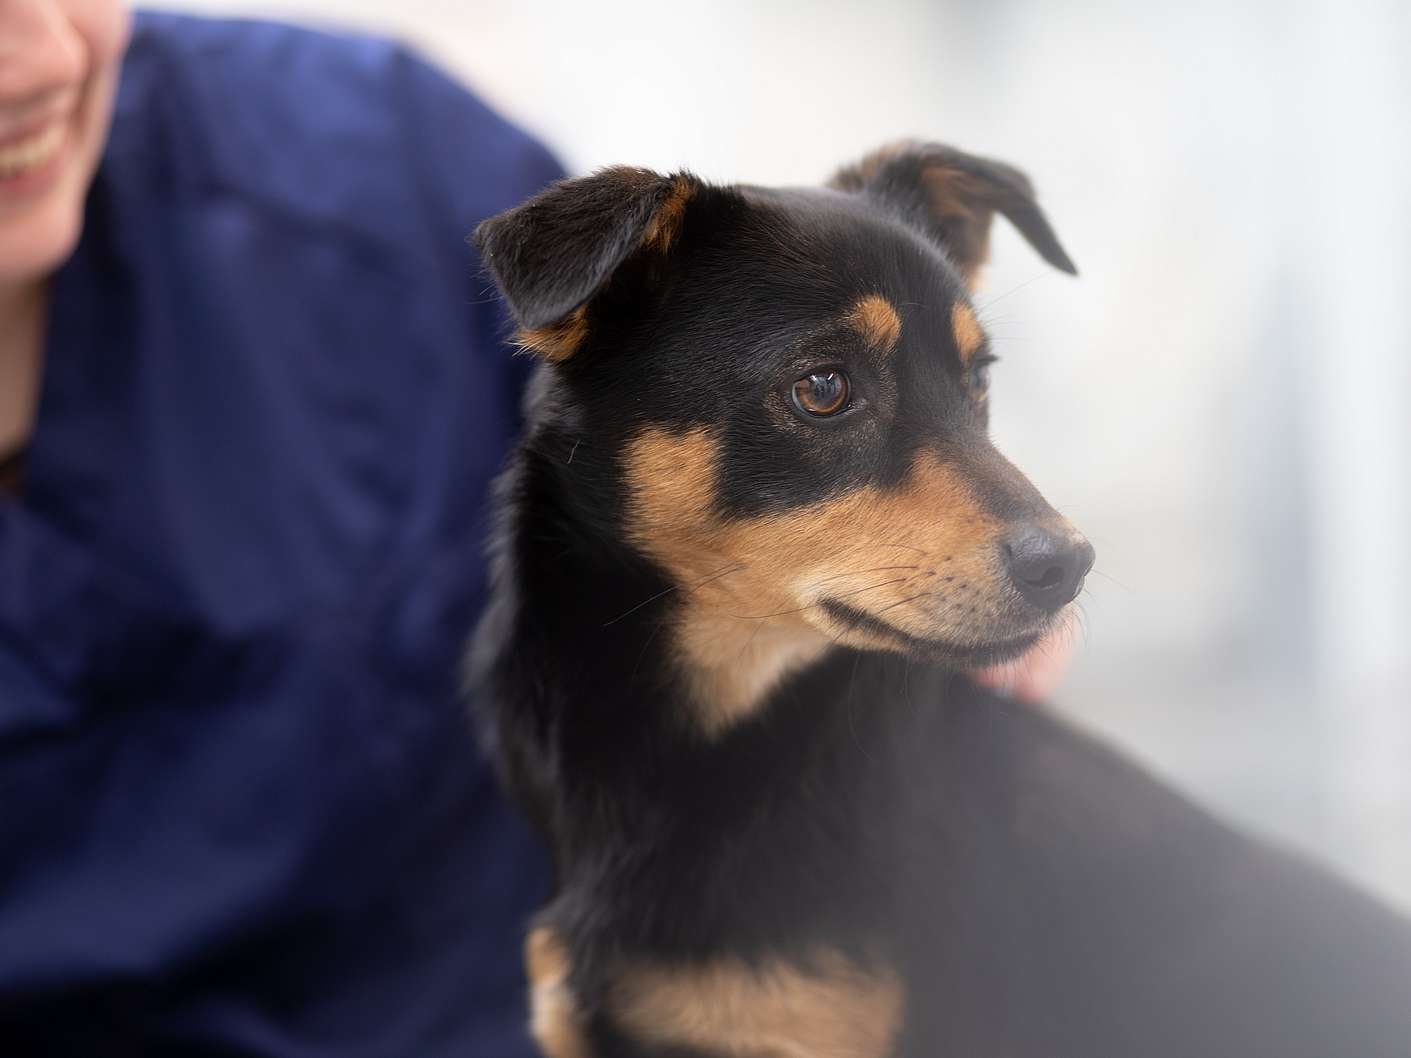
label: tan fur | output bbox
[642,175,695,254]
[845,295,902,353]
[951,302,984,365]
[514,177,691,364]
[517,306,589,363]
[526,928,593,1058]
[919,168,993,287]
[832,143,994,288]
[611,949,904,1058]
[674,609,832,735]
[623,427,1027,733]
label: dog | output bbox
[468,142,1411,1057]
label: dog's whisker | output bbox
[733,618,768,668]
[610,558,931,629]
[1087,567,1128,591]
[809,564,922,587]
[724,576,915,621]
[1059,601,1091,648]
[685,561,751,591]
[601,587,681,628]
[976,273,1045,313]
[830,537,929,556]
[844,653,878,762]
[630,616,668,684]
[871,590,940,618]
[602,561,746,627]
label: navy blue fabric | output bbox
[0,12,561,1056]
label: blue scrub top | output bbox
[0,12,561,1056]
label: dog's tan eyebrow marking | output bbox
[951,302,985,364]
[845,294,903,353]
[516,305,589,362]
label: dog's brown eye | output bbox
[968,359,994,399]
[792,371,850,417]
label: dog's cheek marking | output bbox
[622,426,721,557]
[525,928,594,1058]
[623,428,831,734]
[624,432,1015,730]
[950,303,984,366]
[788,452,1007,644]
[610,951,903,1058]
[517,305,589,363]
[846,294,903,354]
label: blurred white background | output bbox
[145,0,1411,908]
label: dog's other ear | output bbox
[830,141,1075,288]
[473,167,698,361]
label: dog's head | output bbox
[477,141,1092,731]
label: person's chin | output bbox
[0,195,85,285]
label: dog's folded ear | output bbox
[473,167,698,361]
[830,141,1076,287]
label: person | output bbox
[0,3,1070,1053]
[1,3,561,1054]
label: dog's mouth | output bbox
[819,598,1048,668]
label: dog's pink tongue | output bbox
[970,629,1074,703]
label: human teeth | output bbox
[0,124,65,179]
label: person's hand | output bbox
[970,624,1076,703]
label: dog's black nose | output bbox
[1002,526,1095,611]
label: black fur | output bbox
[830,141,1077,279]
[474,167,695,330]
[468,141,1411,1056]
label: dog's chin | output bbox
[819,598,1051,669]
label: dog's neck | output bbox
[670,606,832,736]
[475,436,933,905]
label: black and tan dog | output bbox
[468,142,1411,1057]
